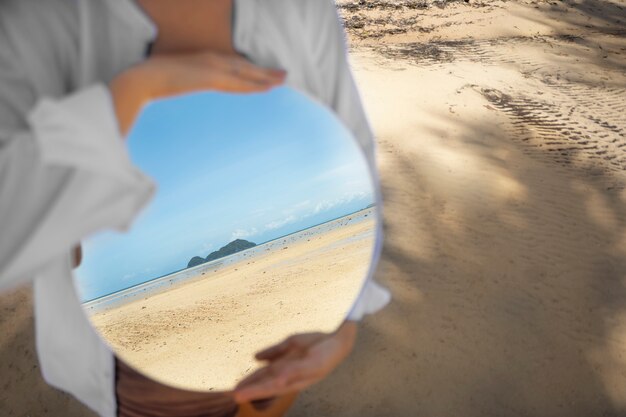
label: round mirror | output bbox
[73,86,381,391]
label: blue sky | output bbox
[75,87,374,302]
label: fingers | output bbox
[255,333,327,361]
[234,357,324,403]
[255,338,294,361]
[234,367,290,403]
[191,53,285,93]
[234,366,282,402]
[214,60,285,93]
[141,51,287,99]
[234,365,321,403]
[236,364,274,390]
[236,331,348,402]
[227,55,286,85]
[207,70,280,93]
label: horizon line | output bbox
[81,204,376,304]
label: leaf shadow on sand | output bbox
[292,14,626,411]
[294,109,626,416]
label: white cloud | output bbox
[231,228,258,240]
[265,215,297,230]
[314,200,335,213]
[239,192,372,238]
[283,200,311,214]
[313,191,369,214]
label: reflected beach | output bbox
[87,207,375,390]
[74,86,380,391]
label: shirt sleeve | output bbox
[308,0,391,321]
[0,83,155,292]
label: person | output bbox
[0,0,391,416]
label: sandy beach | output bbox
[89,210,376,391]
[291,1,626,416]
[1,1,625,416]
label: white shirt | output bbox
[0,0,391,415]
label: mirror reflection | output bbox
[74,86,379,391]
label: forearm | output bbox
[0,85,155,291]
[110,70,152,136]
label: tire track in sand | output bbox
[376,34,626,187]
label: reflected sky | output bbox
[76,87,374,302]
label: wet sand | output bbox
[90,213,376,391]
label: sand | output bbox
[290,1,626,416]
[90,214,376,391]
[1,1,625,416]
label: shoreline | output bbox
[82,206,377,314]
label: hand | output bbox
[110,51,286,134]
[233,321,358,403]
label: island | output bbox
[187,239,257,268]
